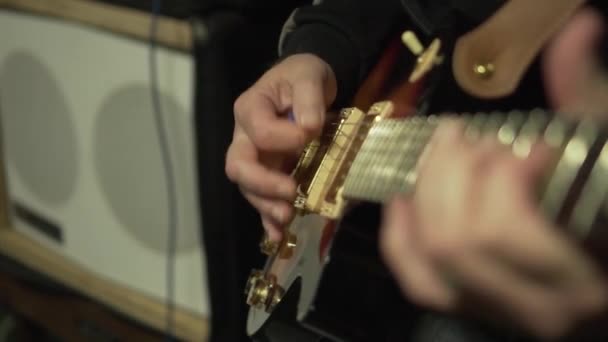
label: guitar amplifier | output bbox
[0,9,209,318]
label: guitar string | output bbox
[313,114,468,197]
[293,110,599,212]
[318,110,551,129]
[296,112,510,191]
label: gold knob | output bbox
[473,63,495,79]
[246,271,271,309]
[245,269,263,296]
[259,233,279,256]
[245,271,285,313]
[267,284,285,312]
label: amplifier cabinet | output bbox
[0,9,209,318]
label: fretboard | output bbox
[333,106,608,246]
[342,116,436,202]
[341,109,592,211]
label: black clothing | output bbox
[279,0,607,111]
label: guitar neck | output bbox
[341,108,607,240]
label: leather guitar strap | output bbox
[452,0,587,99]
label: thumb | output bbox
[291,76,333,136]
[543,7,606,113]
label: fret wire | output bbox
[400,117,438,195]
[353,119,403,202]
[366,120,397,201]
[392,121,415,196]
[369,120,393,201]
[350,140,367,198]
[395,117,425,196]
[345,118,397,201]
[346,116,379,198]
[381,119,415,201]
[381,118,420,201]
[353,117,377,197]
[383,119,408,200]
[344,134,365,198]
[389,119,418,197]
[354,123,376,199]
[363,121,384,201]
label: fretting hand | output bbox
[380,7,608,339]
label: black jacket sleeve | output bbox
[279,0,406,107]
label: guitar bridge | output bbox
[291,102,394,218]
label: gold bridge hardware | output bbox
[245,270,285,313]
[401,30,443,83]
[291,102,395,219]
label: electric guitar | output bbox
[243,31,608,342]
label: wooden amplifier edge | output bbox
[0,0,193,51]
[0,229,209,342]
